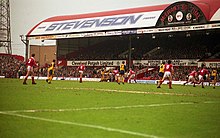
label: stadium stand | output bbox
[57,30,220,61]
[0,54,25,78]
[1,30,220,81]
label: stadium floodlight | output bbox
[186,32,191,37]
[168,34,173,38]
[20,35,26,44]
[20,34,29,61]
[152,34,156,39]
[206,32,210,35]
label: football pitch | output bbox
[0,79,219,138]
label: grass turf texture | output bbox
[0,78,219,138]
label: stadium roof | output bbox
[27,0,220,40]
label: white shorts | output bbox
[188,76,195,82]
[163,71,171,78]
[27,66,33,72]
[198,75,203,81]
[79,70,83,74]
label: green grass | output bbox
[0,78,220,138]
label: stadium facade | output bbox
[27,0,220,68]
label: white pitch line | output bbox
[0,102,218,137]
[0,111,160,138]
[203,101,219,104]
[4,102,194,113]
[3,101,218,114]
[55,87,196,96]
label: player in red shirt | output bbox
[197,64,209,88]
[183,68,197,87]
[127,68,137,83]
[78,63,85,83]
[23,54,38,84]
[112,68,119,83]
[157,60,174,89]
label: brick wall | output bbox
[30,45,57,67]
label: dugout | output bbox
[26,0,220,68]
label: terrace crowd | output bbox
[0,54,219,82]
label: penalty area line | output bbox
[0,111,160,138]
